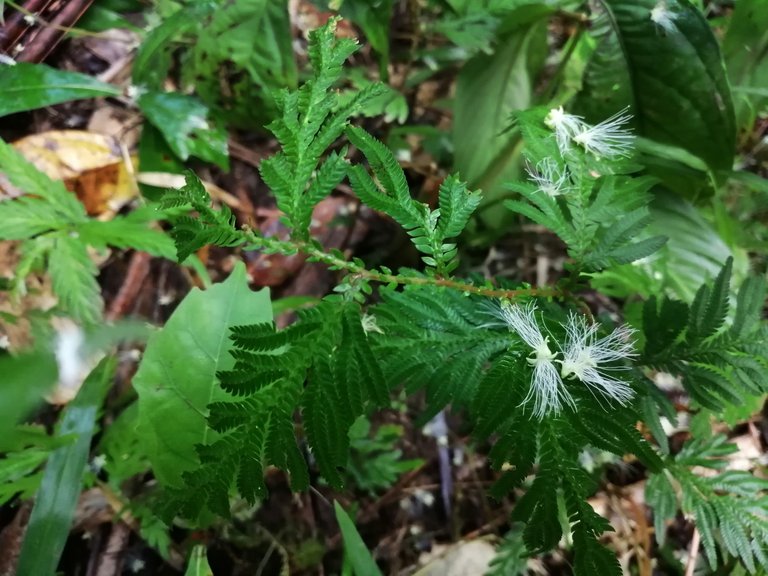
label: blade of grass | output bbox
[184,545,214,576]
[334,501,384,576]
[16,357,116,576]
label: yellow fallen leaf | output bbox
[7,130,139,216]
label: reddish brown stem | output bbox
[17,0,94,63]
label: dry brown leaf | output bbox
[6,130,138,216]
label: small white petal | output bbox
[589,323,637,364]
[361,313,385,335]
[524,360,575,419]
[560,312,636,406]
[498,301,576,419]
[573,108,634,159]
[579,366,635,404]
[498,301,548,350]
[525,158,570,197]
[545,107,587,156]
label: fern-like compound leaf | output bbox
[732,276,767,338]
[48,235,102,324]
[583,207,667,270]
[641,260,768,412]
[347,128,480,274]
[161,173,245,261]
[487,418,539,500]
[258,19,385,239]
[641,295,689,361]
[166,299,392,517]
[567,404,663,473]
[504,190,577,248]
[472,352,527,440]
[303,304,390,487]
[688,256,733,343]
[436,175,482,239]
[485,525,529,576]
[648,434,768,573]
[374,287,510,419]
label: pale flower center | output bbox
[560,349,596,380]
[527,339,557,366]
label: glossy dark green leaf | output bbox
[16,357,116,576]
[133,263,271,488]
[0,64,121,117]
[575,0,736,173]
[138,91,229,170]
[137,123,185,202]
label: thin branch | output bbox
[241,228,562,301]
[684,527,701,576]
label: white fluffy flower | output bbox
[545,106,587,156]
[525,158,570,197]
[544,106,635,160]
[650,1,677,33]
[572,108,634,159]
[55,320,85,390]
[559,312,637,406]
[498,302,574,419]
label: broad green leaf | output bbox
[138,91,229,170]
[592,192,746,302]
[17,357,116,576]
[271,295,322,316]
[634,137,710,199]
[334,501,384,576]
[184,545,214,576]
[723,0,768,131]
[77,4,142,33]
[0,64,121,117]
[341,0,393,77]
[0,352,58,446]
[575,0,736,173]
[453,14,548,224]
[132,5,213,90]
[647,193,743,302]
[137,123,185,201]
[133,262,272,488]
